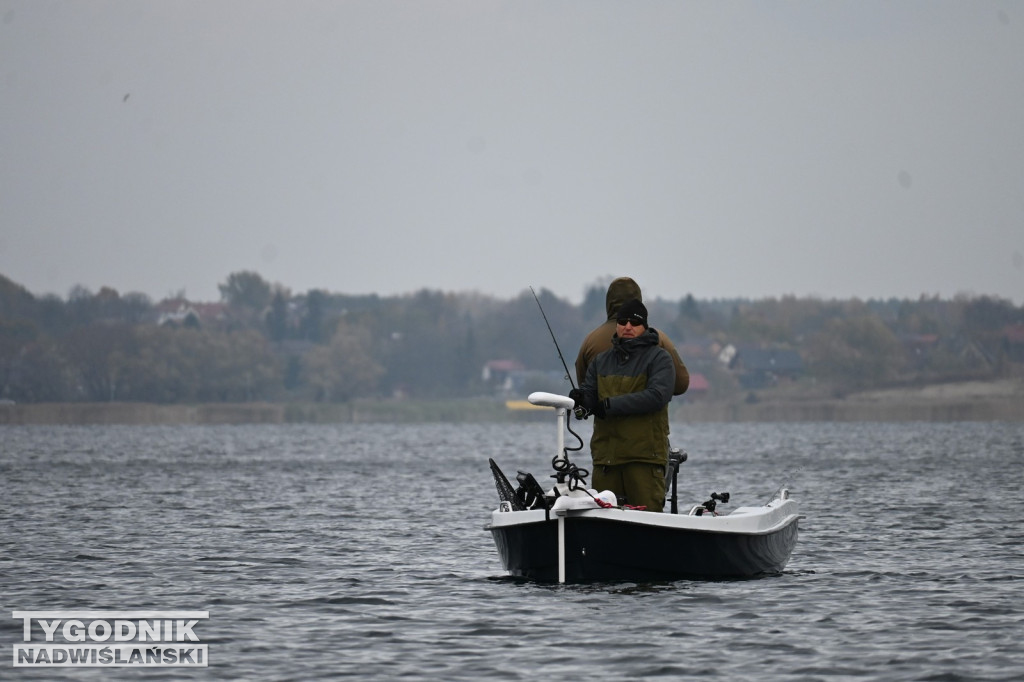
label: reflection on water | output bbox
[2,421,1022,679]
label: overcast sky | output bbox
[2,1,1022,305]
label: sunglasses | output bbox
[616,316,645,327]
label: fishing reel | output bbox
[567,388,590,421]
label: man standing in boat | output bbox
[575,277,689,396]
[570,299,675,512]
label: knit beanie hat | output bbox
[616,299,648,326]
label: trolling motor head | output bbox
[527,391,575,411]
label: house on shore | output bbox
[727,346,804,389]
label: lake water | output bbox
[2,419,1022,680]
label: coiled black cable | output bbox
[551,455,589,491]
[548,411,587,489]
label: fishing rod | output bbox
[529,286,588,485]
[530,286,576,390]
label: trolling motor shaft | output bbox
[664,448,688,514]
[526,391,589,495]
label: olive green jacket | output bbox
[575,277,690,395]
[581,328,674,467]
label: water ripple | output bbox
[2,422,1023,679]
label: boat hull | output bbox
[488,502,799,583]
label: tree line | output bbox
[1,271,1021,404]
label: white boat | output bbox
[486,392,801,583]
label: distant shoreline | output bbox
[682,378,1024,423]
[2,380,1022,424]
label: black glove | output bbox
[568,388,584,407]
[592,397,610,419]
